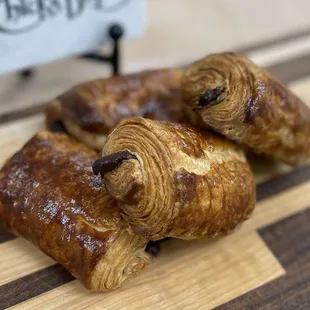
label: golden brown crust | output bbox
[46,68,197,150]
[0,131,151,291]
[96,118,255,240]
[181,52,310,165]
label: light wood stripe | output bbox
[0,239,54,286]
[248,34,310,68]
[0,114,44,168]
[0,114,44,147]
[289,75,310,101]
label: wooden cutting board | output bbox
[2,57,310,309]
[0,84,309,310]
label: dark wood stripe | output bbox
[256,164,310,201]
[0,103,46,125]
[259,210,310,271]
[217,208,310,310]
[0,224,15,244]
[267,53,310,84]
[0,264,74,309]
[237,27,310,55]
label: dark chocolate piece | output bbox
[145,241,161,257]
[49,120,67,133]
[93,151,137,175]
[198,87,225,107]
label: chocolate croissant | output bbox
[181,52,310,165]
[93,117,255,240]
[0,131,151,291]
[46,68,197,150]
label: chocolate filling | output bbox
[145,237,172,257]
[92,151,137,175]
[49,120,67,134]
[198,87,225,107]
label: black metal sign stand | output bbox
[19,23,124,79]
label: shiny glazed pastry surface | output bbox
[181,52,310,165]
[94,118,255,240]
[0,131,151,291]
[46,68,197,150]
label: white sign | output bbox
[0,0,146,74]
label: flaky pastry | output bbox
[46,68,197,150]
[94,118,255,240]
[181,52,310,165]
[0,131,151,291]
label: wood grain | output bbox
[9,232,284,310]
[0,265,74,310]
[0,115,44,167]
[217,209,310,310]
[0,239,54,286]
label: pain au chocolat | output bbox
[46,68,197,150]
[93,117,255,241]
[0,131,151,291]
[181,52,310,165]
